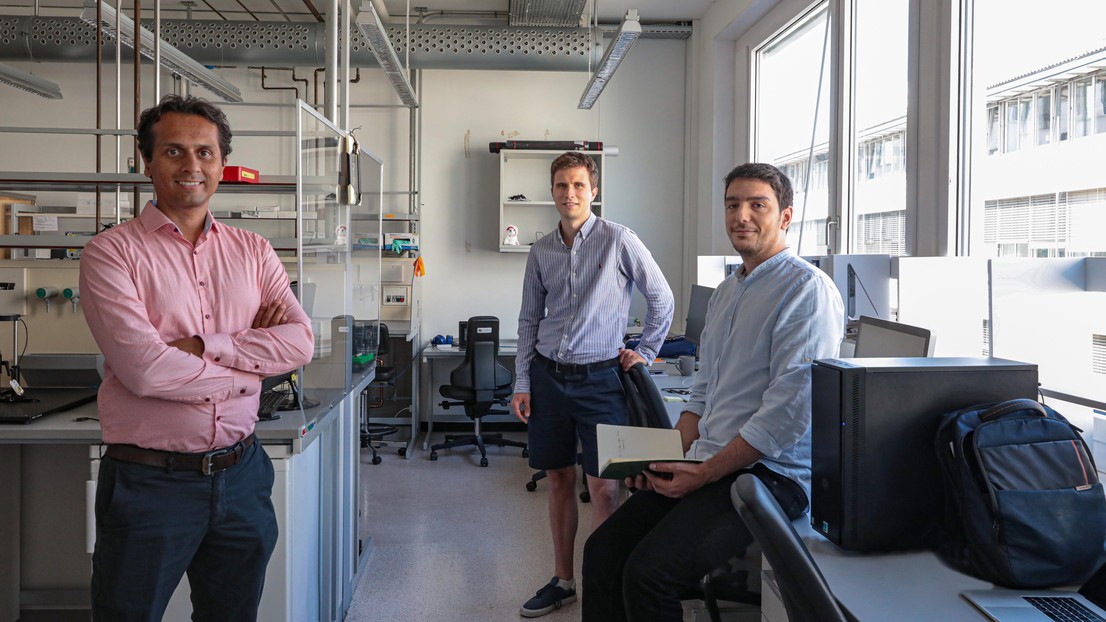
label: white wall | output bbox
[416,39,688,339]
[0,36,688,342]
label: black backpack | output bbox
[935,398,1106,588]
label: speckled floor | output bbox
[347,430,591,622]
[347,428,718,622]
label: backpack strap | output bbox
[979,398,1047,422]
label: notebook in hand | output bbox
[596,423,700,480]
[961,589,1106,622]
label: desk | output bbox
[420,340,517,451]
[0,367,375,622]
[759,520,990,621]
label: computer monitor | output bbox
[290,281,316,318]
[852,315,932,358]
[684,284,714,348]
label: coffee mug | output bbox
[677,355,696,376]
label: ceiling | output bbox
[6,0,715,25]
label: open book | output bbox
[596,423,701,480]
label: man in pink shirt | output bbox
[79,95,314,622]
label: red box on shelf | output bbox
[222,166,260,183]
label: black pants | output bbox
[581,463,807,622]
[91,440,278,622]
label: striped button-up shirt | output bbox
[515,213,673,393]
[80,202,315,453]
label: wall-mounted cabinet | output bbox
[497,149,604,252]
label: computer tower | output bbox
[810,357,1038,552]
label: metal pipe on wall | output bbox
[324,0,337,122]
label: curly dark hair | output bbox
[723,163,793,211]
[550,151,599,188]
[137,94,233,163]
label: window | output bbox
[754,3,831,256]
[851,0,909,255]
[967,0,1106,259]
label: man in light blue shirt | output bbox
[582,162,844,621]
[512,151,674,618]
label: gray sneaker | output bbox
[520,577,577,618]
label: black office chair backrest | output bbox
[449,316,512,405]
[620,363,672,429]
[731,474,848,622]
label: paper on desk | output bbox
[32,215,58,231]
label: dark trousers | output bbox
[581,463,807,622]
[91,440,278,622]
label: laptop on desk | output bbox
[0,353,101,424]
[962,589,1106,622]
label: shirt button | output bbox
[254,365,260,370]
[240,388,246,394]
[205,314,211,319]
[214,356,220,362]
[204,398,211,402]
[199,281,205,286]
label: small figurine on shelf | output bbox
[503,224,520,246]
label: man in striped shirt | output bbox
[512,152,674,617]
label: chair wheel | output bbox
[429,451,438,461]
[398,447,406,457]
[521,448,529,458]
[580,491,591,503]
[525,481,537,492]
[479,458,489,467]
[371,455,382,465]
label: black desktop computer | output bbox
[810,357,1038,553]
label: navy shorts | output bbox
[527,355,628,477]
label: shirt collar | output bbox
[138,200,215,237]
[736,247,791,283]
[559,212,597,248]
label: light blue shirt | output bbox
[684,249,844,499]
[515,213,674,393]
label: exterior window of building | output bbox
[987,105,1000,154]
[754,2,831,256]
[1074,77,1093,138]
[1096,73,1106,133]
[1058,84,1070,141]
[1037,90,1052,145]
[968,0,1106,259]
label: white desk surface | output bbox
[800,521,992,620]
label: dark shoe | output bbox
[520,577,577,618]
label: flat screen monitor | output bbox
[853,315,932,358]
[684,285,714,347]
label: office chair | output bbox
[731,473,850,622]
[430,316,528,467]
[361,322,400,463]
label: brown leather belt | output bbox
[104,434,256,475]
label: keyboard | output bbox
[1025,596,1106,622]
[258,390,291,420]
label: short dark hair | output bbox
[137,95,233,163]
[723,163,793,211]
[550,151,599,188]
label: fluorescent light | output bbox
[80,0,242,103]
[0,62,62,99]
[355,1,418,108]
[578,9,641,110]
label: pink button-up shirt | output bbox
[80,202,315,452]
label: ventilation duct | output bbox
[508,0,587,27]
[0,15,688,70]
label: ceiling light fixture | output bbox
[578,9,641,110]
[79,0,242,103]
[355,1,418,108]
[0,62,62,99]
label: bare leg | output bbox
[585,474,621,531]
[546,465,579,580]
